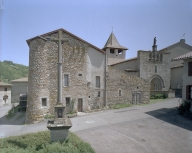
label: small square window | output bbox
[96,76,100,88]
[4,87,7,91]
[79,74,82,76]
[66,97,70,106]
[64,74,69,86]
[98,91,100,97]
[118,50,122,54]
[119,90,121,96]
[155,65,157,73]
[42,98,47,107]
[110,49,115,54]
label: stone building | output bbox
[0,80,11,106]
[25,28,150,123]
[172,52,192,101]
[110,38,170,96]
[159,39,192,97]
[11,77,28,104]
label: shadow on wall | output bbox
[145,107,192,131]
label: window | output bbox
[186,85,192,100]
[98,91,100,97]
[155,65,157,73]
[110,49,115,54]
[96,76,100,88]
[64,74,69,86]
[188,62,192,76]
[42,98,47,107]
[118,50,122,54]
[4,87,7,91]
[66,97,70,106]
[79,74,82,76]
[119,90,121,96]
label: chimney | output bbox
[180,39,185,43]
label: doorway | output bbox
[132,92,141,105]
[78,98,83,112]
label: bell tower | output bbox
[103,32,128,65]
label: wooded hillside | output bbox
[0,60,28,83]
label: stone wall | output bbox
[106,66,150,106]
[26,31,105,123]
[138,51,170,91]
[11,82,28,104]
[111,58,139,76]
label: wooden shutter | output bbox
[188,62,192,76]
[186,85,189,100]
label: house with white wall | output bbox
[0,81,11,106]
[172,51,192,101]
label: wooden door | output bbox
[78,98,83,112]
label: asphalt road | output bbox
[0,98,192,153]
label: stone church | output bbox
[25,28,171,123]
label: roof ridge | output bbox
[26,28,105,54]
[110,57,137,66]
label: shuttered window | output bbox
[188,62,192,76]
[186,85,192,100]
[96,76,100,88]
[64,74,69,86]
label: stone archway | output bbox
[150,75,164,91]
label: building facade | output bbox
[11,77,28,104]
[0,81,11,106]
[159,39,192,95]
[173,52,192,101]
[25,29,150,123]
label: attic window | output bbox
[118,50,122,54]
[110,49,115,54]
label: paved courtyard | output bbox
[0,98,192,153]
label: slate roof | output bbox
[11,77,28,82]
[172,51,192,61]
[26,28,105,54]
[0,82,12,86]
[103,32,128,50]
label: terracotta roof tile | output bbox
[172,51,192,61]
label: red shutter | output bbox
[188,62,192,76]
[186,85,189,100]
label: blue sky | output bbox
[0,0,192,66]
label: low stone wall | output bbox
[106,66,150,106]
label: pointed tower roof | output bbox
[103,32,128,50]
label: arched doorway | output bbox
[150,75,164,91]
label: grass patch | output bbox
[0,131,95,153]
[44,114,55,119]
[109,103,131,109]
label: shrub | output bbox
[178,100,192,115]
[0,131,95,153]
